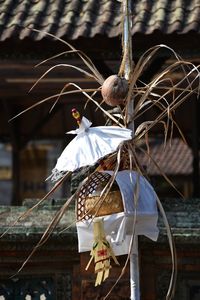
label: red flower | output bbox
[97,249,108,257]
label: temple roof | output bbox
[140,138,193,176]
[0,0,200,41]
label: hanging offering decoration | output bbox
[76,170,159,258]
[85,218,119,286]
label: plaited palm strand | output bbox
[85,218,119,286]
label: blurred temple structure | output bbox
[0,1,200,299]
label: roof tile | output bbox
[139,138,193,176]
[0,0,200,41]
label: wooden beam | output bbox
[20,103,65,149]
[139,56,170,83]
[92,59,116,78]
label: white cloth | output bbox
[76,171,159,256]
[50,117,132,179]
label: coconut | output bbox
[101,75,129,107]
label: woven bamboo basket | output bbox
[76,172,124,220]
[85,190,123,217]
